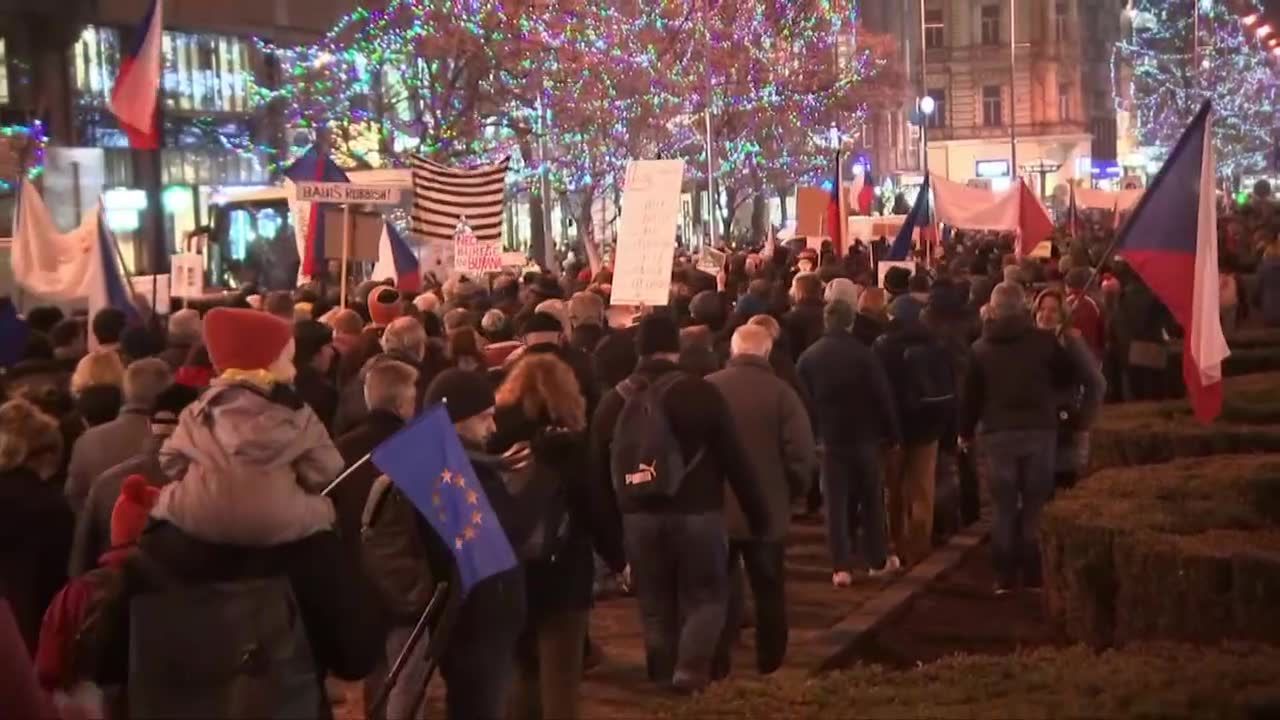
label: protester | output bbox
[782,273,824,362]
[65,358,172,518]
[67,382,197,577]
[263,290,296,322]
[48,319,86,368]
[590,313,769,693]
[334,316,429,435]
[961,282,1077,594]
[518,311,599,415]
[493,353,624,720]
[1065,268,1105,362]
[422,368,552,720]
[708,324,814,676]
[447,327,488,373]
[69,350,126,428]
[1,597,59,719]
[150,307,342,545]
[852,287,889,347]
[1114,264,1178,401]
[567,291,607,355]
[1258,234,1280,327]
[746,314,804,398]
[294,319,340,429]
[0,398,73,653]
[1033,289,1107,490]
[797,299,901,586]
[159,308,203,371]
[89,309,127,357]
[874,289,954,568]
[480,308,513,343]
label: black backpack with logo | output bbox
[610,373,704,502]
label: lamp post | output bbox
[918,94,935,178]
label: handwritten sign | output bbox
[169,253,205,298]
[454,230,502,275]
[611,159,685,306]
[696,247,726,274]
[294,182,400,206]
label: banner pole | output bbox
[340,202,351,307]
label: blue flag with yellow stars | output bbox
[370,404,517,597]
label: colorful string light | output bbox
[0,121,48,193]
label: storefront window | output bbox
[71,26,120,107]
[163,31,253,113]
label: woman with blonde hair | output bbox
[70,350,126,427]
[492,353,623,720]
[0,398,74,651]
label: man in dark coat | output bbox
[797,300,901,587]
[707,324,814,676]
[781,273,825,363]
[589,313,770,693]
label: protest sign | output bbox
[169,253,204,298]
[611,159,685,306]
[454,228,502,275]
[696,247,726,274]
[794,186,830,238]
[293,182,400,205]
[500,251,527,268]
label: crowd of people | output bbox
[0,210,1277,718]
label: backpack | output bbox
[360,475,437,621]
[36,565,128,691]
[496,430,576,564]
[610,373,704,502]
[900,340,956,414]
[128,577,321,719]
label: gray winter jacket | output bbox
[708,355,816,541]
[151,381,342,546]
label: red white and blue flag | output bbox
[1115,101,1229,423]
[372,221,422,292]
[888,176,933,262]
[283,146,351,278]
[109,0,164,149]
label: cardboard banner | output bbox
[454,230,502,275]
[795,186,831,238]
[129,274,171,315]
[611,159,685,306]
[169,253,205,299]
[697,247,726,273]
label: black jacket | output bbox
[797,330,901,449]
[961,314,1075,437]
[589,359,770,535]
[295,367,338,430]
[491,405,624,621]
[851,312,888,348]
[782,300,825,363]
[0,467,73,653]
[873,319,951,445]
[333,410,405,554]
[591,325,639,391]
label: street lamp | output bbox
[918,95,935,177]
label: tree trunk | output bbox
[719,185,737,246]
[749,166,766,246]
[515,134,547,263]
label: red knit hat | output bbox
[204,307,293,372]
[368,286,404,327]
[111,475,160,548]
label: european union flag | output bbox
[370,405,517,597]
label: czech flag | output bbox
[1016,179,1055,257]
[825,150,847,256]
[1115,101,1229,424]
[372,221,422,293]
[91,208,143,328]
[109,0,163,150]
[283,146,350,278]
[888,176,934,262]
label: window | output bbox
[924,8,945,49]
[162,32,254,113]
[981,5,1001,45]
[926,89,946,128]
[1055,1,1070,42]
[0,39,9,105]
[982,85,1003,127]
[71,26,121,107]
[1059,83,1071,121]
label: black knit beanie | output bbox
[635,313,680,357]
[427,369,495,423]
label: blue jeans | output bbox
[820,444,888,572]
[623,512,729,690]
[983,430,1056,588]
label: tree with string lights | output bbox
[1122,0,1280,176]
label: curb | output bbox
[805,516,992,675]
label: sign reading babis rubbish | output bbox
[611,159,685,306]
[293,182,401,205]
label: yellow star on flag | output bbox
[466,489,479,505]
[440,469,454,486]
[455,536,464,550]
[463,526,477,541]
[431,493,442,507]
[471,511,483,525]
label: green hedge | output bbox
[1041,455,1280,648]
[1090,373,1280,472]
[669,644,1280,719]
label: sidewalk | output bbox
[334,519,904,719]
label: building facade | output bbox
[861,0,1128,196]
[0,0,366,274]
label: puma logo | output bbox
[624,461,657,486]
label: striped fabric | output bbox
[410,155,509,244]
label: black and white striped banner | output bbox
[409,154,509,245]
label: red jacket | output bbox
[1069,291,1105,361]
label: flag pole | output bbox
[1009,0,1018,181]
[322,453,370,497]
[702,0,717,252]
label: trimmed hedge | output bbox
[669,644,1280,719]
[1089,372,1280,472]
[1041,455,1280,648]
